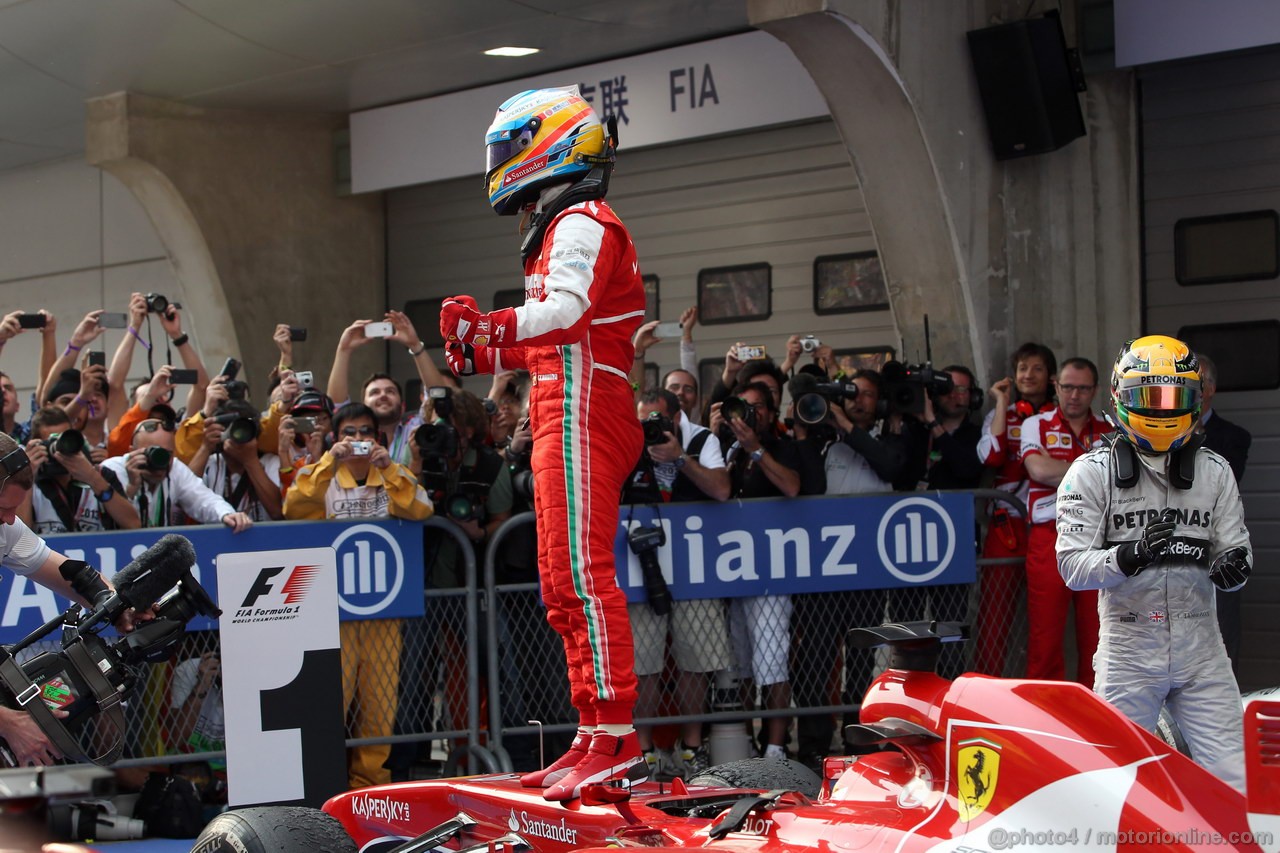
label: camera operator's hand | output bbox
[814,344,836,377]
[990,376,1013,405]
[707,401,725,438]
[0,706,65,766]
[23,439,48,471]
[56,449,99,485]
[201,418,226,453]
[70,310,105,350]
[509,418,533,456]
[0,311,23,345]
[680,306,697,342]
[79,362,107,398]
[222,511,253,533]
[129,292,148,330]
[139,366,176,411]
[223,435,260,466]
[729,414,760,454]
[196,652,220,694]
[272,323,294,365]
[385,309,421,349]
[113,605,156,634]
[202,375,230,417]
[780,334,802,376]
[159,302,184,340]
[278,416,297,455]
[633,319,661,354]
[89,445,108,465]
[647,430,682,464]
[830,401,855,434]
[449,515,486,542]
[276,368,301,408]
[123,451,147,493]
[338,319,376,352]
[368,443,392,470]
[909,393,937,426]
[329,439,354,461]
[38,308,57,337]
[487,369,519,405]
[722,343,745,387]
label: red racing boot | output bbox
[520,730,591,788]
[542,731,646,802]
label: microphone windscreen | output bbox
[787,372,817,399]
[114,534,197,610]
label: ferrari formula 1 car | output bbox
[194,622,1280,853]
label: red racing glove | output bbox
[440,295,516,347]
[444,341,496,377]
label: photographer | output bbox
[889,365,983,678]
[625,389,729,777]
[106,292,209,425]
[46,363,110,464]
[188,397,284,522]
[17,406,140,532]
[720,381,823,760]
[790,369,897,766]
[283,402,432,789]
[101,412,253,532]
[0,433,149,765]
[1,308,59,425]
[707,348,786,427]
[276,389,335,494]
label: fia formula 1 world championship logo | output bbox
[332,524,405,616]
[876,496,956,585]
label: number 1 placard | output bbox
[219,547,346,807]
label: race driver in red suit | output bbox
[441,86,646,801]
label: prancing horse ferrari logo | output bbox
[957,738,1001,821]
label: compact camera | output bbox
[799,335,822,353]
[350,441,373,457]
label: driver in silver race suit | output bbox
[1056,335,1250,792]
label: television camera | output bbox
[0,535,219,766]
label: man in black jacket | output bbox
[1196,353,1252,669]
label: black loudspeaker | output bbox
[967,11,1086,160]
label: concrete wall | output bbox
[86,93,387,397]
[752,0,1141,385]
[0,156,184,408]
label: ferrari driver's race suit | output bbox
[448,196,645,728]
[1055,441,1250,791]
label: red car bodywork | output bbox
[325,654,1280,852]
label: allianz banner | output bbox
[615,492,977,602]
[0,519,425,643]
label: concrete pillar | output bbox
[749,0,1141,383]
[750,0,983,378]
[86,93,385,392]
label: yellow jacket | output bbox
[282,451,433,522]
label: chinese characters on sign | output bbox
[578,76,631,123]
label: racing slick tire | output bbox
[191,806,355,853]
[689,757,822,799]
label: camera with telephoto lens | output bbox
[628,523,672,615]
[717,396,757,443]
[144,293,181,315]
[642,412,674,446]
[799,335,822,353]
[445,489,488,523]
[0,539,219,767]
[788,375,861,426]
[142,446,172,472]
[881,360,954,416]
[210,406,260,446]
[38,429,91,479]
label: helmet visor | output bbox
[486,120,538,176]
[1116,383,1199,417]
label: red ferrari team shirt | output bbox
[1019,407,1112,525]
[978,403,1037,518]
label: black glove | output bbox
[1116,510,1177,577]
[1209,546,1251,591]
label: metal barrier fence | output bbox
[17,491,1026,782]
[484,489,1029,773]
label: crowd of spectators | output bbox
[3,294,1219,787]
